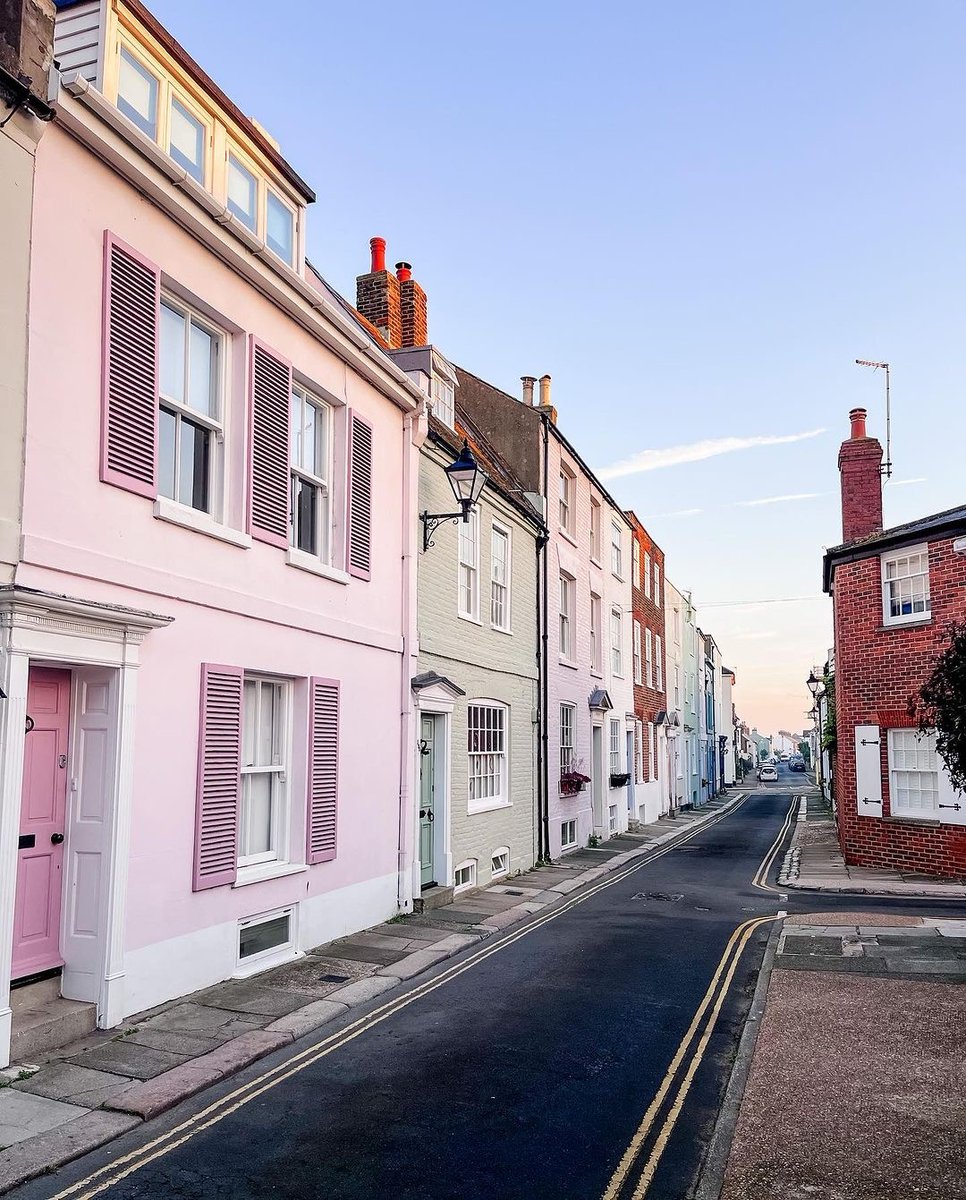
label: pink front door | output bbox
[11,667,71,981]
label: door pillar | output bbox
[0,650,30,1067]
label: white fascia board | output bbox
[54,75,422,414]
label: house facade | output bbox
[720,667,736,785]
[627,513,668,823]
[681,592,702,806]
[823,407,966,878]
[664,579,686,811]
[0,0,424,1067]
[456,372,635,858]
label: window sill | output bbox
[233,862,308,889]
[233,947,303,978]
[458,612,483,627]
[467,799,512,816]
[286,548,350,585]
[559,656,579,670]
[883,815,941,828]
[491,624,513,636]
[559,528,578,548]
[153,498,252,548]
[878,617,932,632]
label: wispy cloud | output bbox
[642,508,704,520]
[735,492,824,508]
[597,428,826,482]
[887,477,927,487]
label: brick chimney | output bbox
[356,238,401,348]
[397,261,427,348]
[538,374,557,424]
[838,407,883,542]
[0,0,55,97]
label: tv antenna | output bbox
[854,359,892,478]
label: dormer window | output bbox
[431,376,455,428]
[169,97,205,182]
[117,45,158,138]
[228,154,258,231]
[267,192,294,265]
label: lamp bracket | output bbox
[421,509,468,552]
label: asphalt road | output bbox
[18,768,966,1200]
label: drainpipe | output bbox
[397,410,419,910]
[539,412,550,861]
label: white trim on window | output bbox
[887,728,939,817]
[431,375,456,428]
[881,544,931,626]
[632,538,641,590]
[238,675,292,873]
[644,552,651,599]
[611,607,623,677]
[611,521,623,577]
[609,718,621,773]
[561,819,578,850]
[290,385,332,565]
[590,592,602,674]
[235,905,298,977]
[454,859,477,892]
[560,702,576,778]
[559,572,575,662]
[458,509,481,623]
[490,847,510,878]
[645,627,653,689]
[590,496,602,563]
[633,620,643,685]
[490,521,511,632]
[467,702,509,812]
[656,633,663,691]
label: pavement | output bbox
[0,793,742,1195]
[779,788,966,898]
[719,910,966,1200]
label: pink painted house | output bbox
[0,0,423,1066]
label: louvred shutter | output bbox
[193,664,243,890]
[307,677,339,864]
[249,338,292,547]
[101,233,160,496]
[854,724,882,818]
[347,411,372,580]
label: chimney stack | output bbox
[537,374,557,424]
[356,237,401,348]
[838,406,883,542]
[397,262,427,347]
[521,376,536,405]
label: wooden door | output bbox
[419,716,436,889]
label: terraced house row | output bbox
[0,0,744,1066]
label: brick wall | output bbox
[627,517,667,784]
[833,535,966,877]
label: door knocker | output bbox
[24,715,34,734]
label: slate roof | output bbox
[823,503,966,592]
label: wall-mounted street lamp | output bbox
[806,670,820,698]
[421,440,487,552]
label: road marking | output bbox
[751,796,798,892]
[49,795,757,1200]
[600,915,779,1200]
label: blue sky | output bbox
[152,0,965,734]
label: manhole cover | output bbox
[319,973,351,983]
[632,891,684,902]
[503,889,525,896]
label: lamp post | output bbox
[421,440,488,552]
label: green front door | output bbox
[419,716,436,889]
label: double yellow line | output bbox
[751,796,798,892]
[600,914,779,1200]
[50,794,754,1200]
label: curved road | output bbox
[16,771,966,1200]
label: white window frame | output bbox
[454,859,477,892]
[632,538,641,589]
[561,819,578,850]
[158,294,225,520]
[559,572,574,661]
[290,384,332,563]
[645,628,653,688]
[235,905,297,976]
[490,848,510,878]
[648,721,656,781]
[611,607,623,677]
[560,702,576,776]
[458,509,481,622]
[239,675,291,871]
[608,803,618,834]
[590,497,602,562]
[653,561,661,607]
[656,633,663,691]
[490,522,511,632]
[881,545,931,626]
[590,593,602,673]
[467,702,509,813]
[644,552,652,599]
[431,375,456,428]
[633,620,643,685]
[609,718,621,773]
[887,728,940,818]
[559,467,575,537]
[611,521,623,577]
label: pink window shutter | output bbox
[193,664,243,890]
[249,338,292,547]
[101,232,160,497]
[347,411,373,579]
[307,677,340,864]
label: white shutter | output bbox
[938,758,966,826]
[854,724,882,818]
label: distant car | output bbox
[789,756,806,772]
[779,753,790,762]
[758,763,779,782]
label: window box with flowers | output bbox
[609,771,631,788]
[560,760,592,796]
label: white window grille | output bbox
[290,386,331,562]
[591,593,602,672]
[560,703,576,774]
[454,860,477,891]
[611,608,623,676]
[653,561,661,606]
[458,509,480,620]
[490,848,510,878]
[559,469,574,534]
[644,552,651,599]
[882,547,931,625]
[431,375,456,427]
[608,804,618,834]
[888,729,940,817]
[632,538,641,589]
[645,628,653,688]
[609,718,621,773]
[611,522,623,576]
[590,497,602,561]
[561,819,578,850]
[633,621,643,685]
[656,634,663,690]
[490,524,510,631]
[240,676,289,867]
[467,703,508,808]
[559,573,574,659]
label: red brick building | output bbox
[626,512,668,822]
[824,407,966,878]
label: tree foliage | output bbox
[913,621,966,793]
[821,669,837,753]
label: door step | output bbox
[10,980,97,1063]
[414,884,454,914]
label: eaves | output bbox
[424,427,546,535]
[822,506,966,593]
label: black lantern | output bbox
[421,440,488,551]
[806,670,820,697]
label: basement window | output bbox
[561,819,577,850]
[236,906,296,974]
[454,860,477,892]
[491,848,510,878]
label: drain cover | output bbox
[632,891,684,902]
[503,889,525,896]
[319,973,351,983]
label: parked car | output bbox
[779,752,790,762]
[789,755,806,772]
[758,763,779,782]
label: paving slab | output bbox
[70,1040,192,1081]
[119,1027,231,1056]
[0,1089,89,1147]
[13,1063,131,1109]
[431,932,483,954]
[377,949,449,980]
[189,981,312,1017]
[477,906,530,931]
[323,942,411,967]
[343,932,417,951]
[423,907,494,925]
[367,922,451,943]
[137,1002,265,1038]
[0,1110,141,1194]
[325,975,400,1006]
[264,1000,349,1039]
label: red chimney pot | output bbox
[395,261,412,282]
[849,407,867,439]
[369,237,386,274]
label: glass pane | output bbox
[239,913,289,959]
[301,401,317,474]
[258,682,276,765]
[296,478,317,554]
[243,680,258,764]
[290,394,302,462]
[266,191,294,264]
[188,321,215,416]
[242,773,273,856]
[158,408,176,500]
[117,47,158,138]
[178,418,210,512]
[160,304,185,403]
[227,155,257,230]
[170,97,204,182]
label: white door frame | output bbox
[411,678,460,893]
[0,589,171,1067]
